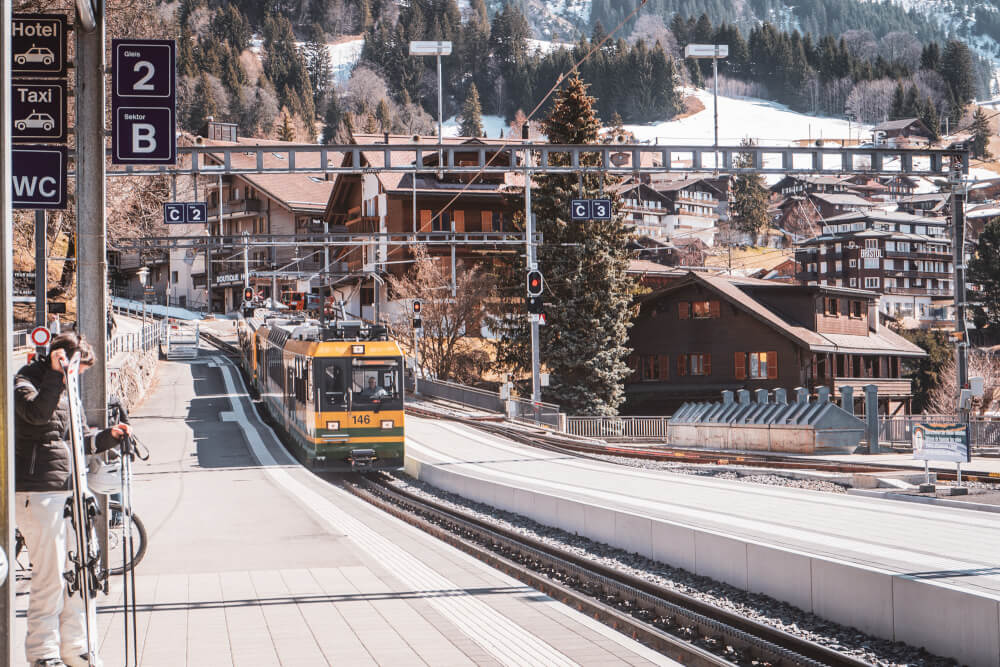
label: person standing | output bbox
[47,313,61,335]
[14,333,131,667]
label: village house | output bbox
[625,272,926,416]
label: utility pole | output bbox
[524,125,541,403]
[950,161,969,408]
[1,0,16,657]
[77,0,108,428]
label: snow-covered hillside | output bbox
[623,89,868,147]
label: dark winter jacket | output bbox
[14,360,118,492]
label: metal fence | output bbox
[12,328,30,352]
[879,415,1000,449]
[416,377,506,413]
[509,397,563,429]
[107,322,162,358]
[566,416,671,440]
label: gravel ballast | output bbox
[385,471,955,667]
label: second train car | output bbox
[237,313,405,471]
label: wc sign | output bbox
[12,145,66,209]
[112,39,176,165]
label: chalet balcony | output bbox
[884,287,952,296]
[833,376,912,397]
[206,199,262,221]
[675,193,717,206]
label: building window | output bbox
[851,300,864,317]
[848,258,856,268]
[820,261,827,272]
[691,300,721,319]
[734,351,777,380]
[863,258,880,269]
[864,277,880,288]
[849,277,857,287]
[641,355,668,381]
[835,261,842,272]
[884,259,894,270]
[885,241,895,252]
[676,353,711,376]
[865,239,878,249]
[171,271,178,283]
[825,297,839,316]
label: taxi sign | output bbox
[30,326,51,347]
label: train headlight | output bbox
[326,421,340,431]
[351,344,365,354]
[381,420,393,429]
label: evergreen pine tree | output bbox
[890,82,905,120]
[278,109,295,141]
[459,83,484,137]
[303,23,333,113]
[189,72,220,132]
[492,75,635,415]
[968,219,1000,328]
[321,94,342,144]
[920,96,940,141]
[971,107,994,160]
[731,138,770,242]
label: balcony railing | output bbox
[206,199,262,220]
[884,287,952,296]
[833,376,912,396]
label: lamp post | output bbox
[684,44,728,168]
[137,266,149,328]
[409,41,451,158]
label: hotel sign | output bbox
[860,248,882,259]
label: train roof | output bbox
[244,311,402,357]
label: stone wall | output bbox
[108,348,159,416]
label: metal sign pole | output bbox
[35,210,47,326]
[950,164,969,408]
[524,142,541,403]
[0,0,17,657]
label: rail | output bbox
[566,415,671,440]
[508,396,563,429]
[415,377,505,413]
[107,322,162,357]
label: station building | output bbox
[624,271,926,416]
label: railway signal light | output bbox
[413,300,422,329]
[243,287,253,302]
[526,270,543,297]
[527,295,544,314]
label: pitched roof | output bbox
[202,138,340,213]
[641,272,925,357]
[872,118,931,134]
[810,193,876,207]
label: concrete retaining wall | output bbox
[669,422,823,454]
[406,455,1000,667]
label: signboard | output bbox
[591,198,612,220]
[214,273,246,286]
[12,14,67,77]
[684,44,728,59]
[13,271,35,296]
[570,198,613,221]
[163,202,208,224]
[860,248,882,259]
[913,423,970,463]
[12,79,66,142]
[30,326,51,347]
[570,199,591,221]
[112,39,176,164]
[12,145,67,209]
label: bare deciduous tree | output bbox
[929,350,1000,415]
[846,78,895,124]
[385,247,495,384]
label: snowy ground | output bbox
[443,114,511,139]
[622,88,867,147]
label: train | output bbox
[236,311,405,471]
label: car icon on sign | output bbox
[14,46,55,66]
[15,112,55,132]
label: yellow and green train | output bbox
[237,314,405,471]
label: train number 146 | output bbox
[351,415,371,425]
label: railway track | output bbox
[406,402,1000,485]
[347,472,871,667]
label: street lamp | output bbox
[409,41,451,155]
[136,266,149,327]
[684,44,729,168]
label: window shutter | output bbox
[677,354,687,376]
[454,210,465,231]
[419,209,432,231]
[659,355,669,380]
[767,351,778,379]
[678,301,689,319]
[704,354,711,376]
[734,352,745,380]
[709,300,721,318]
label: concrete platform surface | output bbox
[14,351,674,666]
[406,419,1000,667]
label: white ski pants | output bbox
[16,491,89,663]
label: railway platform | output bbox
[405,416,1000,667]
[13,349,673,666]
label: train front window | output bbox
[351,359,401,409]
[317,360,348,410]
